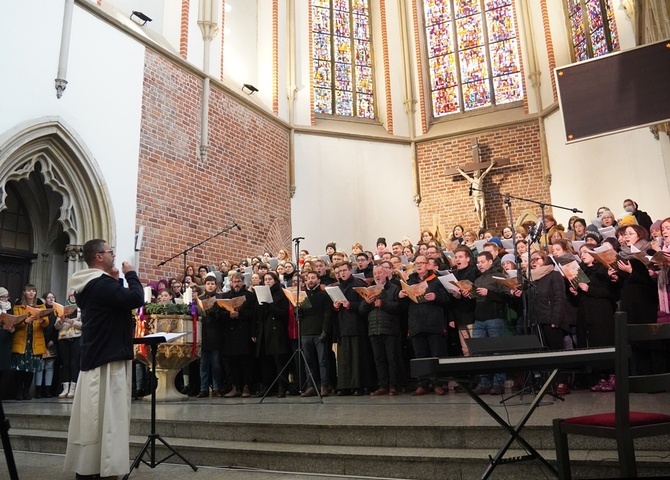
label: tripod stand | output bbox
[0,396,19,480]
[125,336,197,479]
[260,237,322,403]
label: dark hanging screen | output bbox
[555,39,670,143]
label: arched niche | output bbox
[0,117,116,293]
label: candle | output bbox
[183,287,192,304]
[143,286,152,303]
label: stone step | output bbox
[8,427,670,480]
[7,411,670,452]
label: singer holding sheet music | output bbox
[63,239,144,480]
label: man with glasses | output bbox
[463,251,510,396]
[64,239,144,480]
[399,255,450,395]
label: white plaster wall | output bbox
[545,111,670,227]
[222,0,259,93]
[0,1,145,268]
[292,134,418,255]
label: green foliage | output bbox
[144,302,191,315]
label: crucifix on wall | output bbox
[445,138,509,229]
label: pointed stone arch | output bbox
[0,117,116,281]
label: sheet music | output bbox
[254,285,272,304]
[141,332,188,343]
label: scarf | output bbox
[659,243,670,315]
[619,239,653,260]
[529,265,554,282]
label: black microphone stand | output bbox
[157,222,240,272]
[125,336,197,479]
[260,237,322,403]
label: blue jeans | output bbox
[199,349,222,391]
[473,318,506,388]
[302,335,329,388]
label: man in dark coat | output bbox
[399,254,450,395]
[300,270,333,397]
[64,239,144,479]
[332,262,371,395]
[221,273,255,398]
[465,251,510,395]
[448,246,478,357]
[197,274,225,397]
[360,265,402,395]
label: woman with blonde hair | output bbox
[11,284,48,400]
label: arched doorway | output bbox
[0,117,116,301]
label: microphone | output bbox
[292,236,305,242]
[233,222,241,231]
[530,217,544,242]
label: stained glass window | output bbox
[423,0,523,117]
[312,0,374,119]
[567,0,619,61]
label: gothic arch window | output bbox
[312,0,375,119]
[422,0,524,118]
[566,0,620,61]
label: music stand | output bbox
[124,334,197,480]
[0,397,19,480]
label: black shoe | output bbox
[277,388,286,398]
[23,388,32,400]
[34,386,42,399]
[352,389,363,396]
[43,387,52,398]
[336,389,351,396]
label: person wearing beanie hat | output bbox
[0,287,9,298]
[488,237,503,248]
[585,231,602,246]
[622,199,653,233]
[500,254,516,269]
[376,237,390,256]
[325,242,336,262]
[617,214,637,228]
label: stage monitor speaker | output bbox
[555,38,670,143]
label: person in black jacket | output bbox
[332,262,372,396]
[448,246,478,357]
[623,198,653,233]
[360,265,402,396]
[254,271,290,397]
[221,273,255,398]
[64,239,144,479]
[400,255,450,396]
[465,251,509,395]
[300,270,333,397]
[197,274,225,398]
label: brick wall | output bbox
[136,50,291,282]
[416,121,551,237]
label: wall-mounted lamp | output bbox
[242,83,259,95]
[130,11,153,26]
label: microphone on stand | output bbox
[232,222,241,231]
[292,237,305,242]
[530,218,544,243]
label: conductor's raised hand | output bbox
[121,261,135,275]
